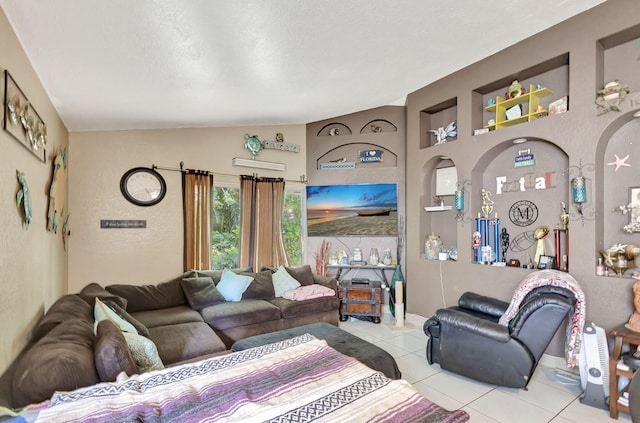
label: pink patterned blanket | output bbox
[498,270,585,368]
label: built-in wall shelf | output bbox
[424,205,452,212]
[484,85,553,131]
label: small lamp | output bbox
[571,175,587,215]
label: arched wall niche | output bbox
[597,108,640,263]
[420,156,459,255]
[316,142,397,169]
[470,137,570,266]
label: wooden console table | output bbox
[609,324,640,419]
[326,264,395,288]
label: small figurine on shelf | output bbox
[595,80,630,115]
[506,80,526,99]
[427,120,457,146]
[481,189,494,218]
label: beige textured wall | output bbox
[68,125,306,293]
[0,9,69,372]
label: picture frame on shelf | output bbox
[537,255,555,270]
[629,186,640,232]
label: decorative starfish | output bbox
[608,154,631,171]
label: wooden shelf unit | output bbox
[484,85,553,131]
[609,324,640,419]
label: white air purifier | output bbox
[579,321,610,409]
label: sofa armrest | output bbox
[312,274,338,294]
[458,292,509,318]
[434,308,510,343]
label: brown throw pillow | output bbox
[79,282,128,309]
[12,319,99,408]
[285,265,315,286]
[32,295,94,342]
[180,276,225,310]
[103,300,150,337]
[94,320,139,382]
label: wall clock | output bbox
[120,167,166,206]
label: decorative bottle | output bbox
[596,257,605,276]
[389,264,406,317]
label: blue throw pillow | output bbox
[216,269,254,302]
[272,266,301,297]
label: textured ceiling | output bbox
[0,0,606,132]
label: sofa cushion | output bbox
[282,284,335,301]
[102,300,150,337]
[147,322,226,365]
[270,296,341,319]
[32,294,94,342]
[106,271,194,312]
[240,270,276,300]
[94,320,138,382]
[94,298,138,334]
[79,282,128,309]
[285,265,316,286]
[122,332,164,372]
[12,319,99,408]
[130,305,204,329]
[180,276,225,310]
[216,269,253,302]
[200,299,281,330]
[272,266,301,297]
[195,267,253,284]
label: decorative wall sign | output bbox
[495,171,557,194]
[263,140,299,153]
[100,220,147,229]
[3,70,47,163]
[509,200,539,226]
[319,162,356,170]
[359,149,383,163]
[514,149,535,168]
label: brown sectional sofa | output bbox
[1,265,339,409]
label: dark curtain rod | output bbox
[152,162,307,184]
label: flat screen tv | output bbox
[306,183,398,236]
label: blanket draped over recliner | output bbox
[498,269,585,368]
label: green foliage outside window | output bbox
[212,187,240,269]
[211,187,303,269]
[282,192,303,266]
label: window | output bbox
[211,186,304,268]
[212,186,240,269]
[282,191,304,266]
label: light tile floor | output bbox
[338,312,629,423]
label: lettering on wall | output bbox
[496,171,556,195]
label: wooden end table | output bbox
[609,324,640,419]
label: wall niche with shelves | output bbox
[419,97,457,149]
[420,157,458,259]
[473,54,569,135]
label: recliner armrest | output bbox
[434,308,510,343]
[458,292,509,317]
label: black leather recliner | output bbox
[424,285,576,389]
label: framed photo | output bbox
[537,255,555,270]
[306,183,397,236]
[3,70,46,163]
[629,187,640,231]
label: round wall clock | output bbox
[120,167,167,206]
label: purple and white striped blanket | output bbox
[10,334,469,423]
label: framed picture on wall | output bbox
[537,255,555,270]
[629,187,640,232]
